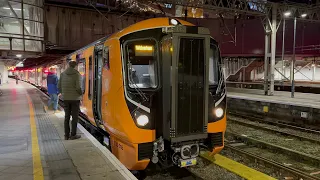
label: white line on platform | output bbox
[78,124,138,180]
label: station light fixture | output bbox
[301,13,307,18]
[16,54,22,58]
[3,7,21,11]
[284,11,291,17]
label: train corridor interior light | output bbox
[284,11,291,17]
[136,114,149,126]
[215,108,224,118]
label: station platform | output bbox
[227,81,320,94]
[0,80,137,180]
[227,87,320,109]
[227,87,320,130]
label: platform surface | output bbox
[0,80,137,180]
[227,87,320,109]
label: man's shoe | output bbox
[64,135,69,140]
[69,135,81,140]
[54,110,62,114]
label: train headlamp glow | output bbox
[170,19,178,25]
[215,108,224,118]
[136,115,149,126]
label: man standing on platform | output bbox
[58,60,82,140]
[44,68,60,113]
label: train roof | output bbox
[51,18,195,65]
[109,17,194,39]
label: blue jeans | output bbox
[48,94,58,110]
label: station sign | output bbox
[164,3,172,9]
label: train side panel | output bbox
[80,47,97,126]
[101,39,154,170]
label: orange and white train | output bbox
[14,18,227,170]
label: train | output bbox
[12,17,227,171]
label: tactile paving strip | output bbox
[26,89,81,180]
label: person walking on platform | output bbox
[44,68,60,113]
[15,74,19,84]
[58,60,82,140]
[0,72,2,85]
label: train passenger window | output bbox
[209,40,221,85]
[125,39,158,89]
[103,46,110,70]
[78,59,86,94]
[88,56,93,100]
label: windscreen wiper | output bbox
[215,64,224,95]
[128,68,149,102]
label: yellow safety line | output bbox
[26,94,44,180]
[201,152,276,180]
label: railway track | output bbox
[224,113,320,180]
[226,131,320,166]
[228,112,320,134]
[142,164,203,180]
[228,115,320,145]
[224,144,320,180]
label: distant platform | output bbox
[227,81,320,94]
[227,87,320,130]
[227,87,320,109]
[0,80,136,180]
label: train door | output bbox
[93,44,104,128]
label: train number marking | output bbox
[113,141,123,150]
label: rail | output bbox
[224,144,320,180]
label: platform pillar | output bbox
[312,64,316,81]
[0,61,8,85]
[270,4,277,96]
[263,26,270,95]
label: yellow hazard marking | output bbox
[201,152,276,180]
[26,94,44,180]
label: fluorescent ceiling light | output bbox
[3,7,21,11]
[284,11,291,17]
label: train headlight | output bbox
[170,19,178,25]
[136,115,149,126]
[215,108,224,118]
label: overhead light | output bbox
[284,11,291,17]
[301,13,307,18]
[16,54,22,58]
[3,7,21,11]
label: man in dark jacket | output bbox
[58,60,82,140]
[44,68,60,113]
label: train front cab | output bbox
[104,19,226,170]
